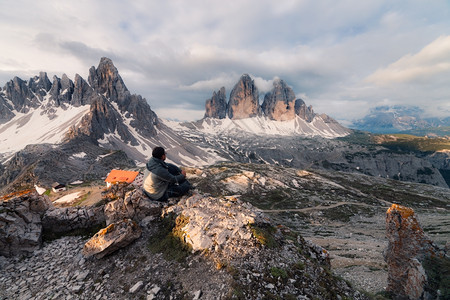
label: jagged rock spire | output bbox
[88,57,129,108]
[227,74,260,120]
[204,87,227,119]
[261,78,296,121]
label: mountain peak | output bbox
[227,74,260,120]
[261,78,296,121]
[88,57,129,105]
[204,87,227,119]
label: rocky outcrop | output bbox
[0,190,52,257]
[88,57,129,108]
[74,95,138,145]
[82,218,142,259]
[203,74,342,132]
[0,181,370,299]
[0,188,104,257]
[385,204,448,299]
[204,87,227,119]
[42,206,105,236]
[104,188,162,226]
[165,194,263,255]
[71,73,95,107]
[261,79,296,121]
[3,77,37,113]
[227,74,261,119]
[28,72,52,99]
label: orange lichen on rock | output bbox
[0,189,33,202]
[387,203,415,219]
[98,223,115,236]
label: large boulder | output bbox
[164,193,268,256]
[0,190,52,257]
[104,188,163,226]
[82,218,142,259]
[384,204,448,299]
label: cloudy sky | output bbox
[1,0,449,124]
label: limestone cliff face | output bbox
[261,79,296,121]
[227,74,260,120]
[204,87,227,119]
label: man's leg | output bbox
[167,181,191,198]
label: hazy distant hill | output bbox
[351,105,450,134]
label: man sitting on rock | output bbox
[143,146,192,201]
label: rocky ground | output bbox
[0,228,232,300]
[0,188,369,300]
[186,162,450,295]
[1,162,448,299]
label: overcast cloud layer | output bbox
[1,0,449,123]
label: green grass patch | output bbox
[147,213,192,262]
[378,134,450,153]
[270,266,288,279]
[249,223,278,248]
[72,191,91,206]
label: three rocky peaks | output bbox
[205,74,319,122]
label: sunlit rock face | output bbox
[104,187,162,226]
[82,218,141,259]
[384,204,447,299]
[227,74,261,120]
[204,87,227,119]
[261,79,296,121]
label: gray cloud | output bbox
[1,0,450,122]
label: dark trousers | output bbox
[165,163,192,199]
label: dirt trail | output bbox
[263,201,374,213]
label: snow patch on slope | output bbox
[170,116,349,138]
[0,105,90,159]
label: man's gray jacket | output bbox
[143,157,185,200]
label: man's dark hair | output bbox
[152,147,165,159]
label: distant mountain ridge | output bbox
[351,105,450,134]
[202,74,349,137]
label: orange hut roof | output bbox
[105,169,139,184]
